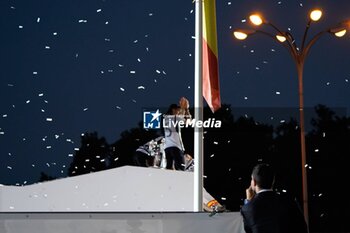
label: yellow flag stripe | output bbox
[202,0,218,57]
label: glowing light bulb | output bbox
[276,35,286,42]
[310,9,322,21]
[234,31,248,40]
[249,14,263,26]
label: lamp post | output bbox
[233,9,348,225]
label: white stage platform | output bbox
[0,212,244,233]
[0,166,245,233]
[1,166,194,212]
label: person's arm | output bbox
[244,185,255,204]
[179,97,192,120]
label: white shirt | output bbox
[163,115,185,151]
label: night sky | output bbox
[1,0,350,185]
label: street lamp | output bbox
[233,9,349,225]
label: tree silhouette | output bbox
[307,105,350,232]
[68,132,110,176]
[38,172,56,182]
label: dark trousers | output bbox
[165,147,185,170]
[133,151,153,167]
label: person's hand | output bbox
[179,97,189,109]
[246,185,255,201]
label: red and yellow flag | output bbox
[202,0,221,113]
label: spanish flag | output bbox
[202,0,221,112]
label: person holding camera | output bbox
[241,163,308,233]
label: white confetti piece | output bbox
[26,100,31,104]
[53,32,58,36]
[276,91,281,95]
[97,9,102,13]
[149,13,153,16]
[221,197,227,200]
[2,114,7,118]
[37,17,40,23]
[45,46,50,49]
[130,71,136,74]
[83,108,88,111]
[46,118,53,122]
[120,87,125,92]
[137,86,145,90]
[38,93,44,96]
[7,166,12,170]
[19,25,23,29]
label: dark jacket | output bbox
[240,191,308,233]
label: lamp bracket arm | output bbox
[255,30,298,61]
[301,20,312,51]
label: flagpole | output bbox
[194,0,203,212]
